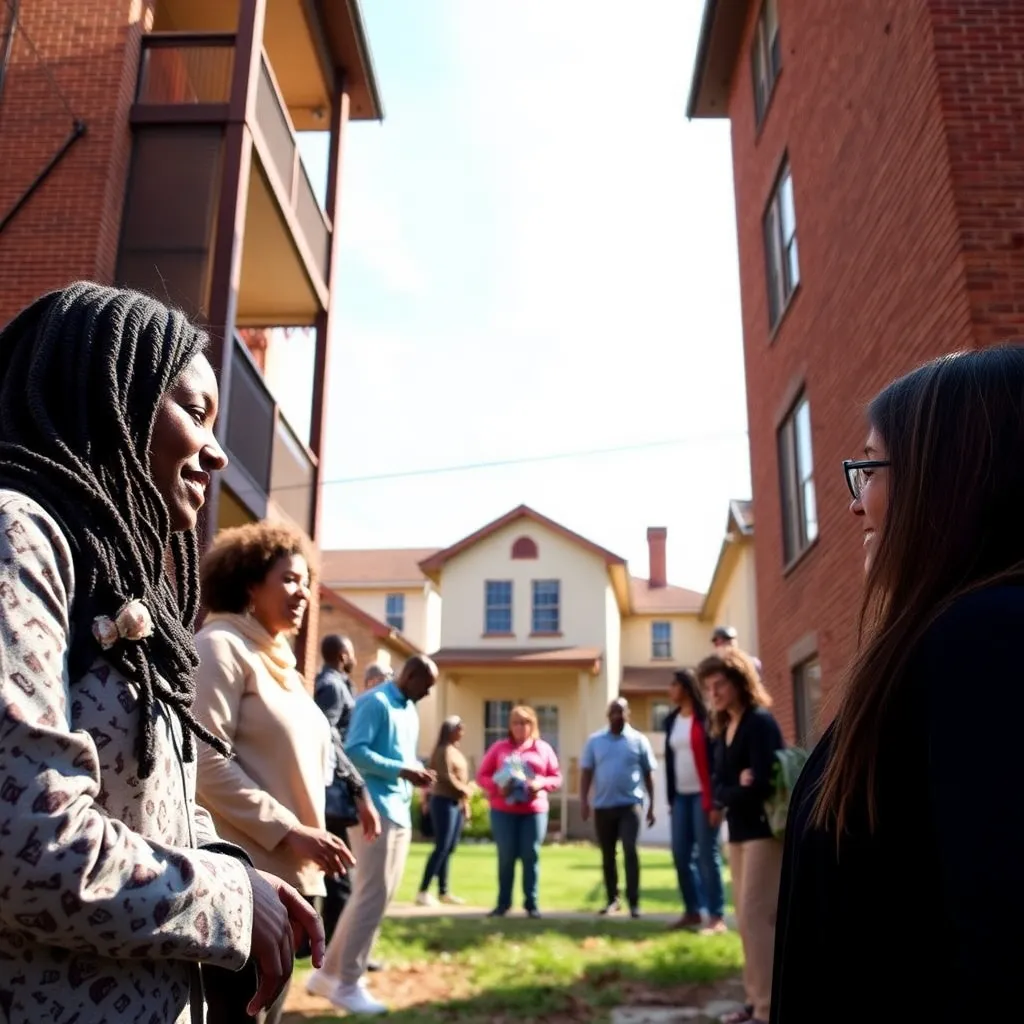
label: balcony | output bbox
[223,332,317,534]
[130,32,330,325]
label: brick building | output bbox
[687,0,1024,742]
[0,0,382,674]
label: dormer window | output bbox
[512,536,538,559]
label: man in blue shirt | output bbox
[580,698,656,918]
[307,654,437,1015]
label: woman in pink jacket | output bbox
[477,705,562,918]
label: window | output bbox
[651,701,672,733]
[751,0,782,126]
[763,161,800,329]
[511,536,538,559]
[778,394,818,563]
[484,580,513,634]
[535,704,560,756]
[793,657,823,748]
[484,700,513,750]
[531,580,561,634]
[384,593,405,632]
[651,621,672,660]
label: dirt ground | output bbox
[281,964,744,1022]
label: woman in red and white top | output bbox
[664,668,726,932]
[477,705,562,918]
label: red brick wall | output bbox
[727,0,977,740]
[929,2,1024,346]
[0,0,151,327]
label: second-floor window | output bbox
[485,580,513,634]
[651,701,672,732]
[764,161,800,329]
[778,394,818,563]
[385,593,404,632]
[651,621,672,659]
[751,0,782,126]
[532,580,561,634]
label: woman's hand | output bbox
[708,808,723,828]
[526,777,545,795]
[244,868,325,1015]
[461,797,472,821]
[739,769,755,787]
[356,791,382,842]
[281,823,356,876]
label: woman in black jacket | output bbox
[696,650,783,1024]
[771,345,1024,1023]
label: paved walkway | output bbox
[386,901,737,928]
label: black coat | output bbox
[771,585,1024,1023]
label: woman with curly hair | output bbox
[0,283,321,1024]
[193,522,375,1023]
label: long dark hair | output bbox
[814,344,1024,834]
[671,668,709,724]
[0,283,228,777]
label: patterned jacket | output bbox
[0,491,254,1024]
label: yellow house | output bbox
[700,500,758,656]
[318,502,759,839]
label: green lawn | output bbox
[285,843,741,1023]
[395,840,733,914]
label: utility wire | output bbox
[269,429,749,493]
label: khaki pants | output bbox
[321,817,411,986]
[729,838,782,1021]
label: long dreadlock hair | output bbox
[0,282,231,777]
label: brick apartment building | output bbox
[688,0,1024,743]
[0,0,382,673]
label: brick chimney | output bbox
[647,527,667,588]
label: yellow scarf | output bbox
[203,612,299,690]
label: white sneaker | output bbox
[439,893,465,905]
[415,890,438,906]
[305,969,342,1001]
[333,982,388,1015]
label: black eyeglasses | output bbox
[843,459,890,500]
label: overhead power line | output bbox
[270,429,749,493]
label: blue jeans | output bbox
[419,795,464,895]
[671,792,725,917]
[489,808,548,912]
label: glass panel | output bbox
[777,418,798,562]
[802,479,819,544]
[651,702,671,732]
[385,593,404,631]
[763,204,781,326]
[794,400,813,480]
[484,700,513,750]
[787,236,801,292]
[535,705,560,756]
[651,621,672,658]
[532,580,560,633]
[485,581,513,634]
[794,659,822,748]
[779,170,797,240]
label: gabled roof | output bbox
[318,584,421,657]
[419,504,632,614]
[320,548,438,587]
[419,504,626,576]
[701,499,756,621]
[630,578,704,615]
[686,0,753,119]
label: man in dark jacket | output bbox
[313,635,380,944]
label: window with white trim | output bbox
[385,593,404,632]
[751,0,782,126]
[531,580,560,634]
[764,161,800,328]
[778,393,818,563]
[484,580,513,634]
[651,621,672,660]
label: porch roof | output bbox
[432,646,602,674]
[620,666,676,694]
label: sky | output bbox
[286,1,749,593]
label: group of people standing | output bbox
[1,281,1021,1024]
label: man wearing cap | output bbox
[712,626,763,677]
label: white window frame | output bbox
[651,621,672,660]
[751,0,782,126]
[764,160,800,329]
[531,579,561,634]
[778,393,818,564]
[384,592,405,632]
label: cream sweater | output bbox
[193,614,332,896]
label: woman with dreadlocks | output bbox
[0,283,324,1024]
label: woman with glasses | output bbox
[770,346,1024,1023]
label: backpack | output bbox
[765,746,809,838]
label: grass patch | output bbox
[288,917,742,1023]
[394,840,733,914]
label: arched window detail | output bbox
[511,536,538,560]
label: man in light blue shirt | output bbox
[307,655,437,1015]
[580,698,656,918]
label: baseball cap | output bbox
[711,625,739,643]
